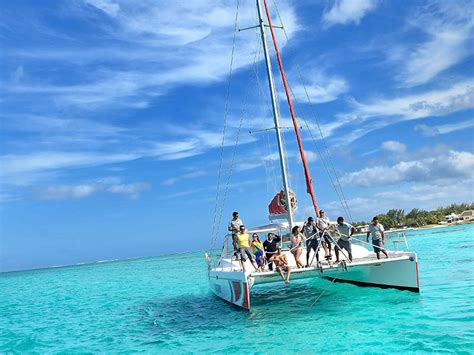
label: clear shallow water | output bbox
[1,224,473,353]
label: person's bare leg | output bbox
[285,267,291,284]
[240,260,247,272]
[322,242,329,257]
[376,251,380,260]
[335,246,340,262]
[382,249,389,258]
[348,252,352,262]
[277,266,285,281]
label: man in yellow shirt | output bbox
[236,225,259,273]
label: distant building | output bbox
[459,210,474,221]
[445,213,459,223]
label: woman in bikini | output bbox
[290,226,305,268]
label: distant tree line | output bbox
[353,202,474,229]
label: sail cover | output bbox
[268,190,297,217]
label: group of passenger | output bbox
[228,210,388,283]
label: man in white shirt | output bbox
[228,211,243,257]
[367,216,388,260]
[334,216,355,262]
[316,210,332,260]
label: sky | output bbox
[1,0,473,272]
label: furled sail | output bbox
[268,190,297,219]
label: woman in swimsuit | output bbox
[290,226,305,268]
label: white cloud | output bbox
[327,80,474,144]
[415,119,474,137]
[36,181,150,200]
[7,1,299,109]
[289,71,348,104]
[341,149,474,187]
[322,0,377,28]
[381,141,406,154]
[322,179,474,221]
[395,1,474,87]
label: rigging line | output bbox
[252,41,278,197]
[211,26,263,255]
[263,0,319,217]
[210,0,241,244]
[271,0,354,224]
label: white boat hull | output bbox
[208,269,251,310]
[207,249,420,310]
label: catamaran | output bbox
[205,0,420,310]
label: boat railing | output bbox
[389,232,409,250]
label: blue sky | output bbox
[1,0,473,272]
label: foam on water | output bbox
[1,224,473,353]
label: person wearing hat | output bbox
[367,216,388,260]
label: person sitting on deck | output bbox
[317,210,333,260]
[236,226,259,273]
[263,232,281,271]
[228,212,243,258]
[334,216,355,262]
[367,216,389,260]
[302,217,319,267]
[251,234,265,271]
[290,226,305,268]
[269,246,291,284]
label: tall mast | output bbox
[256,0,294,228]
[262,0,320,218]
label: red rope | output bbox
[262,0,319,218]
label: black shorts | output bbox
[306,239,319,251]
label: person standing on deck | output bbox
[316,210,332,260]
[367,216,389,260]
[263,232,281,271]
[236,226,259,273]
[334,217,355,262]
[228,211,242,257]
[302,217,319,267]
[290,226,305,268]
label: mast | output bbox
[262,0,320,218]
[256,0,294,228]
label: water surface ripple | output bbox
[1,225,473,353]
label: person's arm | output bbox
[381,230,385,244]
[366,231,370,242]
[275,235,281,243]
[350,226,355,238]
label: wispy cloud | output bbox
[36,179,150,200]
[415,119,474,137]
[5,1,298,110]
[288,69,348,104]
[393,1,474,87]
[326,79,474,144]
[322,0,377,28]
[381,140,406,154]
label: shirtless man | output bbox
[269,246,291,284]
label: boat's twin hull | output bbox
[208,252,419,310]
[208,270,250,310]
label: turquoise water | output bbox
[1,224,473,353]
